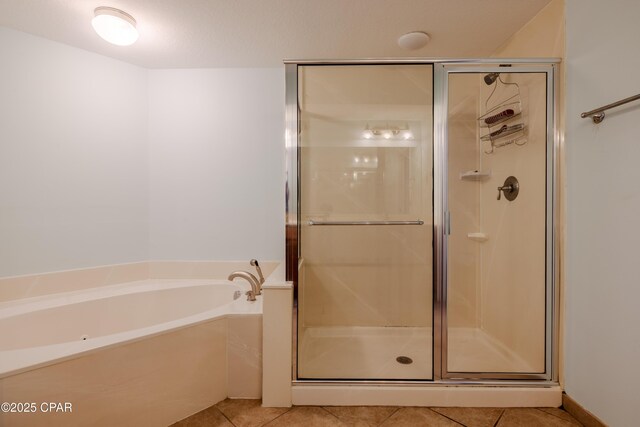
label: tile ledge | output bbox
[262,281,293,290]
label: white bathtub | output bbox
[0,279,259,377]
[0,279,263,426]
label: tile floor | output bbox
[171,399,583,426]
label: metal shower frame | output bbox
[285,58,560,386]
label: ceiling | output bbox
[0,0,552,69]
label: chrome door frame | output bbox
[285,59,560,385]
[435,63,558,381]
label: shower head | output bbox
[484,73,500,85]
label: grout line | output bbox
[427,408,466,426]
[261,406,294,426]
[215,406,236,426]
[320,406,347,422]
[377,407,401,426]
[535,408,582,425]
[492,409,505,427]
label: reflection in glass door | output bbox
[443,67,553,379]
[297,65,434,380]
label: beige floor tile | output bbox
[380,407,462,426]
[215,399,289,427]
[323,406,399,426]
[497,408,578,427]
[432,407,504,427]
[171,406,234,427]
[264,406,345,426]
[537,408,583,425]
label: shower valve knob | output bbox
[497,176,520,201]
[497,185,512,200]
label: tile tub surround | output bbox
[173,399,584,426]
[0,260,281,302]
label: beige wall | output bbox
[492,0,564,58]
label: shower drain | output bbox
[396,356,413,365]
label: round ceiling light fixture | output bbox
[92,7,139,46]
[397,31,430,51]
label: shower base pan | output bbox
[298,326,431,380]
[297,326,536,380]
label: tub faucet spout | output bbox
[227,271,261,301]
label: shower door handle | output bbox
[445,211,451,235]
[307,220,424,226]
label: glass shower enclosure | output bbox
[286,60,558,383]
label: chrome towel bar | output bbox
[307,220,424,226]
[581,93,640,123]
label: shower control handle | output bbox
[497,176,520,201]
[497,185,513,200]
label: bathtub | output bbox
[0,279,263,426]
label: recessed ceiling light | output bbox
[397,31,430,51]
[92,7,139,46]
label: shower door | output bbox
[295,65,434,380]
[439,64,556,380]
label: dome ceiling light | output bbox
[397,31,430,50]
[92,7,139,46]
